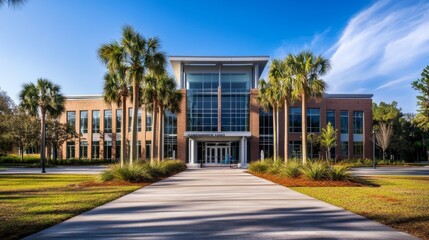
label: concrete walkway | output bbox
[28,168,416,240]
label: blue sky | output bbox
[1,0,428,113]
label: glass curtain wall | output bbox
[221,73,250,131]
[259,108,273,158]
[164,110,177,159]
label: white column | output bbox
[239,137,248,168]
[189,138,195,164]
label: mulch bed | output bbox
[250,172,376,187]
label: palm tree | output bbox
[19,78,65,173]
[142,72,182,161]
[268,59,295,163]
[285,51,331,164]
[98,25,165,165]
[0,0,26,8]
[102,69,130,167]
[257,78,284,161]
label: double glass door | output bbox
[206,145,230,164]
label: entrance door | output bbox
[205,144,230,164]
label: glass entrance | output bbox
[205,143,230,164]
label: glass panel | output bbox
[104,110,112,133]
[103,141,112,159]
[80,111,88,134]
[326,110,335,128]
[340,111,348,134]
[92,110,100,133]
[259,108,273,158]
[353,141,363,155]
[66,142,75,159]
[116,109,122,133]
[307,108,320,133]
[91,141,100,159]
[67,111,76,130]
[353,111,363,134]
[289,108,302,133]
[79,141,88,159]
[146,112,152,131]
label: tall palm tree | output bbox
[257,78,284,162]
[102,68,130,167]
[142,72,182,161]
[19,78,65,173]
[268,59,295,163]
[98,25,165,165]
[0,0,26,8]
[285,51,331,164]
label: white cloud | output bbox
[321,0,429,112]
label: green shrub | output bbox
[328,165,352,181]
[279,160,302,178]
[248,161,270,173]
[301,161,329,180]
[267,158,284,175]
[99,160,187,183]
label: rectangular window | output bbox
[307,108,320,133]
[289,108,302,133]
[340,111,348,134]
[137,140,141,159]
[259,108,273,158]
[116,109,122,133]
[164,110,177,159]
[146,112,152,131]
[353,111,364,134]
[104,141,112,159]
[92,110,100,133]
[91,141,100,159]
[66,141,75,159]
[115,141,121,159]
[67,111,76,130]
[341,141,348,155]
[80,111,88,134]
[79,141,88,159]
[289,141,301,158]
[138,109,142,132]
[145,141,151,159]
[128,108,132,132]
[353,141,363,155]
[326,110,335,128]
[104,110,112,133]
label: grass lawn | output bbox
[0,174,146,240]
[291,176,429,240]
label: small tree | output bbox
[318,122,337,162]
[0,88,15,155]
[307,133,318,159]
[9,109,40,161]
[375,122,393,161]
[45,120,78,161]
[412,65,429,131]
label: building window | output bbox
[259,108,273,158]
[91,141,100,159]
[92,110,100,133]
[341,141,348,155]
[104,141,112,159]
[116,109,122,133]
[67,111,76,130]
[128,108,142,132]
[186,73,219,132]
[289,141,301,158]
[146,112,152,131]
[353,111,364,134]
[137,140,141,159]
[164,110,177,159]
[79,141,88,159]
[115,141,121,159]
[80,111,88,134]
[326,110,335,128]
[340,111,348,134]
[289,108,302,133]
[353,141,363,155]
[221,73,250,131]
[307,108,320,133]
[145,141,151,159]
[66,141,75,159]
[104,110,112,133]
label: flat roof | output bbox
[169,56,270,62]
[65,93,373,100]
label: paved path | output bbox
[28,168,416,240]
[0,165,106,174]
[352,166,429,176]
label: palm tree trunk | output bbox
[272,106,277,162]
[302,94,308,164]
[151,98,158,163]
[284,102,289,163]
[157,106,163,162]
[120,96,127,167]
[129,80,139,165]
[40,108,46,173]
